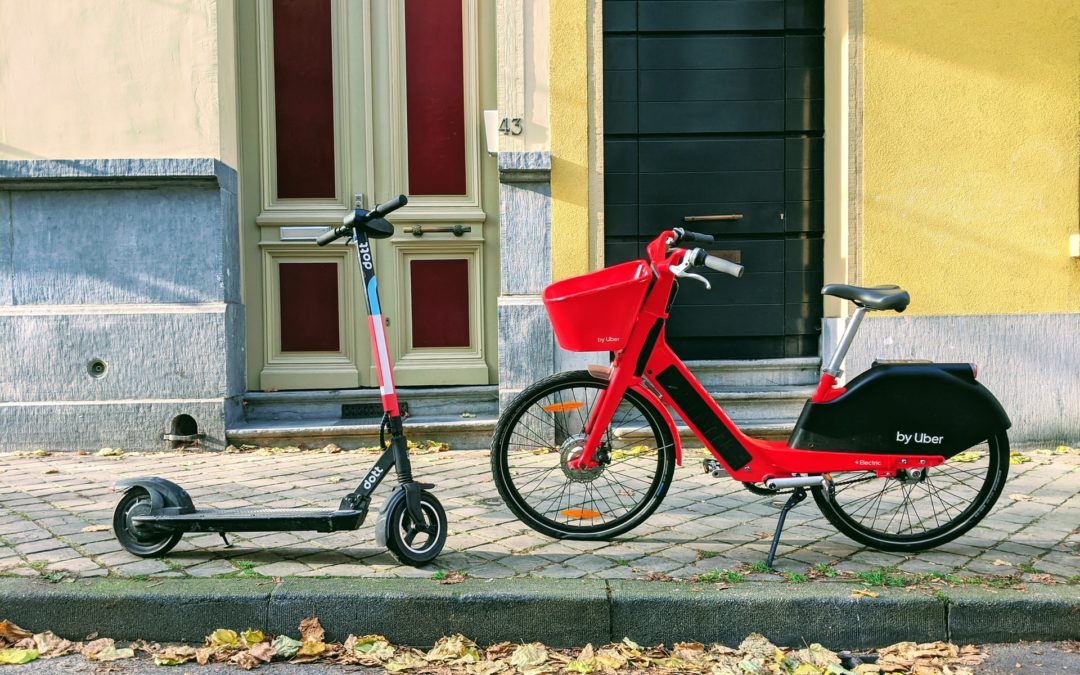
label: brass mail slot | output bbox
[683,214,743,222]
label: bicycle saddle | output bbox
[821,283,910,312]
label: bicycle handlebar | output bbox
[672,227,714,245]
[703,253,744,278]
[316,195,409,246]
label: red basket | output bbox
[542,260,652,352]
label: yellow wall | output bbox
[863,0,1080,315]
[548,0,590,280]
[0,0,233,162]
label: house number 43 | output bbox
[498,117,524,135]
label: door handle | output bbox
[683,214,743,222]
[408,225,472,237]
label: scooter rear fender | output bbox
[113,477,196,515]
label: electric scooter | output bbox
[112,196,450,566]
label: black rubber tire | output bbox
[812,432,1010,552]
[491,370,675,540]
[112,488,183,557]
[383,491,447,566]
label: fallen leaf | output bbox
[249,642,273,663]
[208,629,240,649]
[32,631,74,658]
[97,447,124,457]
[0,649,37,664]
[436,571,467,585]
[292,640,326,663]
[992,559,1013,567]
[81,524,111,533]
[153,645,197,666]
[322,443,343,454]
[1008,493,1033,502]
[951,450,983,463]
[231,650,260,670]
[44,468,59,475]
[327,476,344,484]
[850,588,880,599]
[1009,451,1031,465]
[240,628,265,647]
[385,649,427,672]
[460,411,476,418]
[0,620,32,644]
[349,634,396,665]
[271,635,302,660]
[752,531,772,540]
[299,617,325,644]
[509,642,548,669]
[90,646,135,662]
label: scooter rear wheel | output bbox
[113,488,183,557]
[382,491,447,566]
[812,432,1010,552]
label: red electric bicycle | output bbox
[491,228,1011,565]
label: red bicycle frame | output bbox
[567,230,946,482]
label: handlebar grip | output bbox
[673,227,715,244]
[370,194,408,219]
[703,254,744,278]
[316,226,346,247]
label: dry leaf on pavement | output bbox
[299,616,325,644]
[0,620,32,644]
[850,588,880,599]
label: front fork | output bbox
[568,367,634,471]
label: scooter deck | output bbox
[132,508,366,534]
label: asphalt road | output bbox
[3,642,1078,673]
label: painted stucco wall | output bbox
[862,0,1080,315]
[548,0,590,281]
[0,0,233,163]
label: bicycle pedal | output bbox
[702,459,724,478]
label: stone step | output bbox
[226,413,797,453]
[683,357,821,388]
[227,417,499,452]
[242,385,498,423]
[709,386,813,423]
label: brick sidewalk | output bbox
[1,446,1077,583]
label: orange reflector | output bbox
[561,508,603,520]
[543,401,585,413]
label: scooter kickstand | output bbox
[219,532,233,548]
[765,487,807,569]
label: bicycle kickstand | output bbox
[765,487,807,569]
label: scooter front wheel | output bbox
[112,488,183,557]
[812,432,1010,552]
[382,490,447,566]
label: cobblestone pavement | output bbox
[0,445,1077,583]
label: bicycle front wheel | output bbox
[491,370,675,540]
[812,432,1010,552]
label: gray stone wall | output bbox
[824,313,1080,443]
[497,152,554,409]
[0,159,243,451]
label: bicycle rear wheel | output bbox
[491,370,675,540]
[812,432,1010,552]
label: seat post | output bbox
[823,305,867,377]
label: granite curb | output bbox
[0,578,1075,648]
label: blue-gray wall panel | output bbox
[0,192,11,305]
[11,187,227,305]
[0,401,228,452]
[0,309,238,401]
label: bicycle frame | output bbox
[569,230,948,483]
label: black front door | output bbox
[603,0,824,359]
